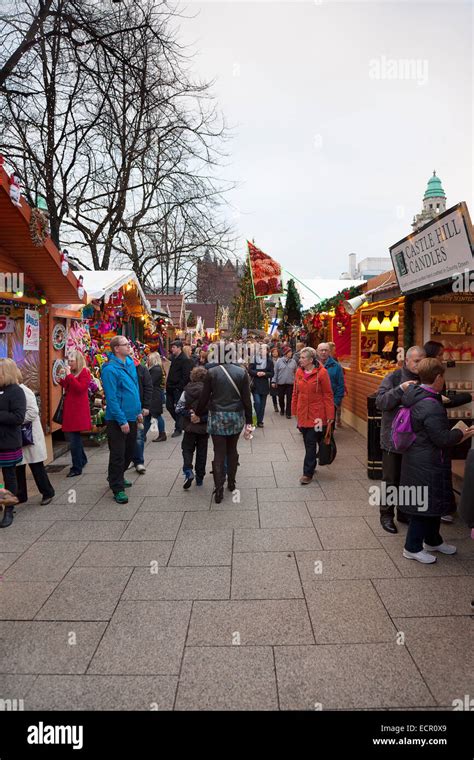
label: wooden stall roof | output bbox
[363,269,400,302]
[0,166,87,303]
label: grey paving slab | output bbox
[0,520,54,552]
[51,488,108,505]
[393,616,474,706]
[258,501,313,529]
[175,647,278,710]
[257,487,326,503]
[120,512,183,541]
[0,552,22,573]
[182,510,259,530]
[448,537,474,560]
[0,621,107,673]
[0,674,37,703]
[307,500,376,518]
[40,521,127,541]
[169,529,233,566]
[25,675,178,711]
[312,517,382,550]
[231,552,303,599]
[274,644,435,710]
[234,527,322,553]
[0,581,56,620]
[3,542,88,582]
[373,576,474,617]
[84,500,143,521]
[210,488,258,510]
[13,503,93,522]
[139,494,211,511]
[126,476,178,496]
[122,566,230,600]
[74,541,173,567]
[304,579,397,644]
[87,601,191,675]
[187,600,314,646]
[318,481,371,501]
[236,462,275,477]
[35,566,132,621]
[296,549,401,582]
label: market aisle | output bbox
[1,411,473,711]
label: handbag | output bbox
[21,421,34,446]
[52,394,65,425]
[318,421,337,466]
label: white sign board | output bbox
[389,203,474,293]
[0,317,15,333]
[23,310,40,350]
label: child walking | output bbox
[176,366,209,488]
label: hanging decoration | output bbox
[29,208,49,247]
[60,250,69,276]
[52,323,67,351]
[52,359,67,385]
[77,275,85,300]
[8,171,22,208]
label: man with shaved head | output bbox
[375,346,425,533]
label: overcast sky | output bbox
[177,0,473,280]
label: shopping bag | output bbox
[52,394,64,425]
[318,422,337,466]
[21,422,34,446]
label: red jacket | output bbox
[291,365,334,428]
[60,367,92,432]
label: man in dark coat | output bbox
[375,346,425,533]
[176,366,209,488]
[398,358,474,563]
[166,340,193,437]
[132,362,153,473]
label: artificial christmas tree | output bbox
[230,261,265,336]
[284,279,303,325]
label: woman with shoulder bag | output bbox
[147,352,167,442]
[292,347,334,485]
[16,368,55,506]
[0,358,26,527]
[59,350,92,477]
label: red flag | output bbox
[247,241,283,297]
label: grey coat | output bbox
[273,356,298,385]
[375,366,419,452]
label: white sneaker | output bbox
[403,548,437,564]
[423,542,457,555]
[135,464,146,474]
[440,514,454,523]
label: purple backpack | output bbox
[391,393,438,452]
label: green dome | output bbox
[424,170,446,199]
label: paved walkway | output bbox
[1,411,473,710]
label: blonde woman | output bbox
[0,358,26,527]
[16,369,55,505]
[147,352,167,442]
[59,351,92,477]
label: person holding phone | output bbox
[59,350,91,478]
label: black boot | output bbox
[380,509,397,534]
[212,460,225,504]
[0,506,15,528]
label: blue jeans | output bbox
[252,392,267,424]
[68,432,87,474]
[133,414,164,465]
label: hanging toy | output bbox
[77,275,85,300]
[8,171,22,208]
[60,249,69,276]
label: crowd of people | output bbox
[0,334,472,570]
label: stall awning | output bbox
[0,166,87,303]
[55,269,152,316]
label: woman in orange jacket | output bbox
[292,347,334,484]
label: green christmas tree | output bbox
[284,279,303,325]
[230,261,265,336]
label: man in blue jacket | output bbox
[101,336,142,504]
[317,343,345,420]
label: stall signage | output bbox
[0,317,15,333]
[0,306,23,318]
[390,203,474,294]
[23,310,40,350]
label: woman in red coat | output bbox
[292,347,334,485]
[59,351,92,477]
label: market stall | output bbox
[0,159,87,459]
